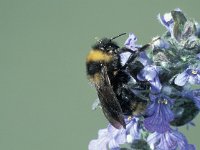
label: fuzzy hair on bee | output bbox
[86,33,150,129]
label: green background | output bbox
[0,0,200,149]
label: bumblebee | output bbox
[86,33,150,129]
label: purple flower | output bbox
[182,89,200,109]
[174,68,200,86]
[88,117,142,150]
[147,129,196,150]
[138,51,152,66]
[144,94,174,133]
[120,33,141,66]
[157,8,182,38]
[124,33,141,51]
[157,11,174,33]
[88,128,115,150]
[158,8,181,28]
[126,117,142,143]
[137,65,162,93]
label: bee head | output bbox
[92,38,119,53]
[92,33,126,53]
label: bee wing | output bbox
[95,66,126,129]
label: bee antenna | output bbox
[110,33,126,40]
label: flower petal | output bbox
[150,76,162,93]
[89,139,110,150]
[108,139,120,150]
[144,94,174,133]
[144,116,171,133]
[124,33,141,51]
[147,129,194,150]
[174,71,189,86]
[138,52,152,66]
[157,13,173,29]
[129,122,141,140]
[120,52,131,66]
[145,66,157,81]
[147,132,162,150]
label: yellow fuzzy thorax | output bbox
[86,50,113,62]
